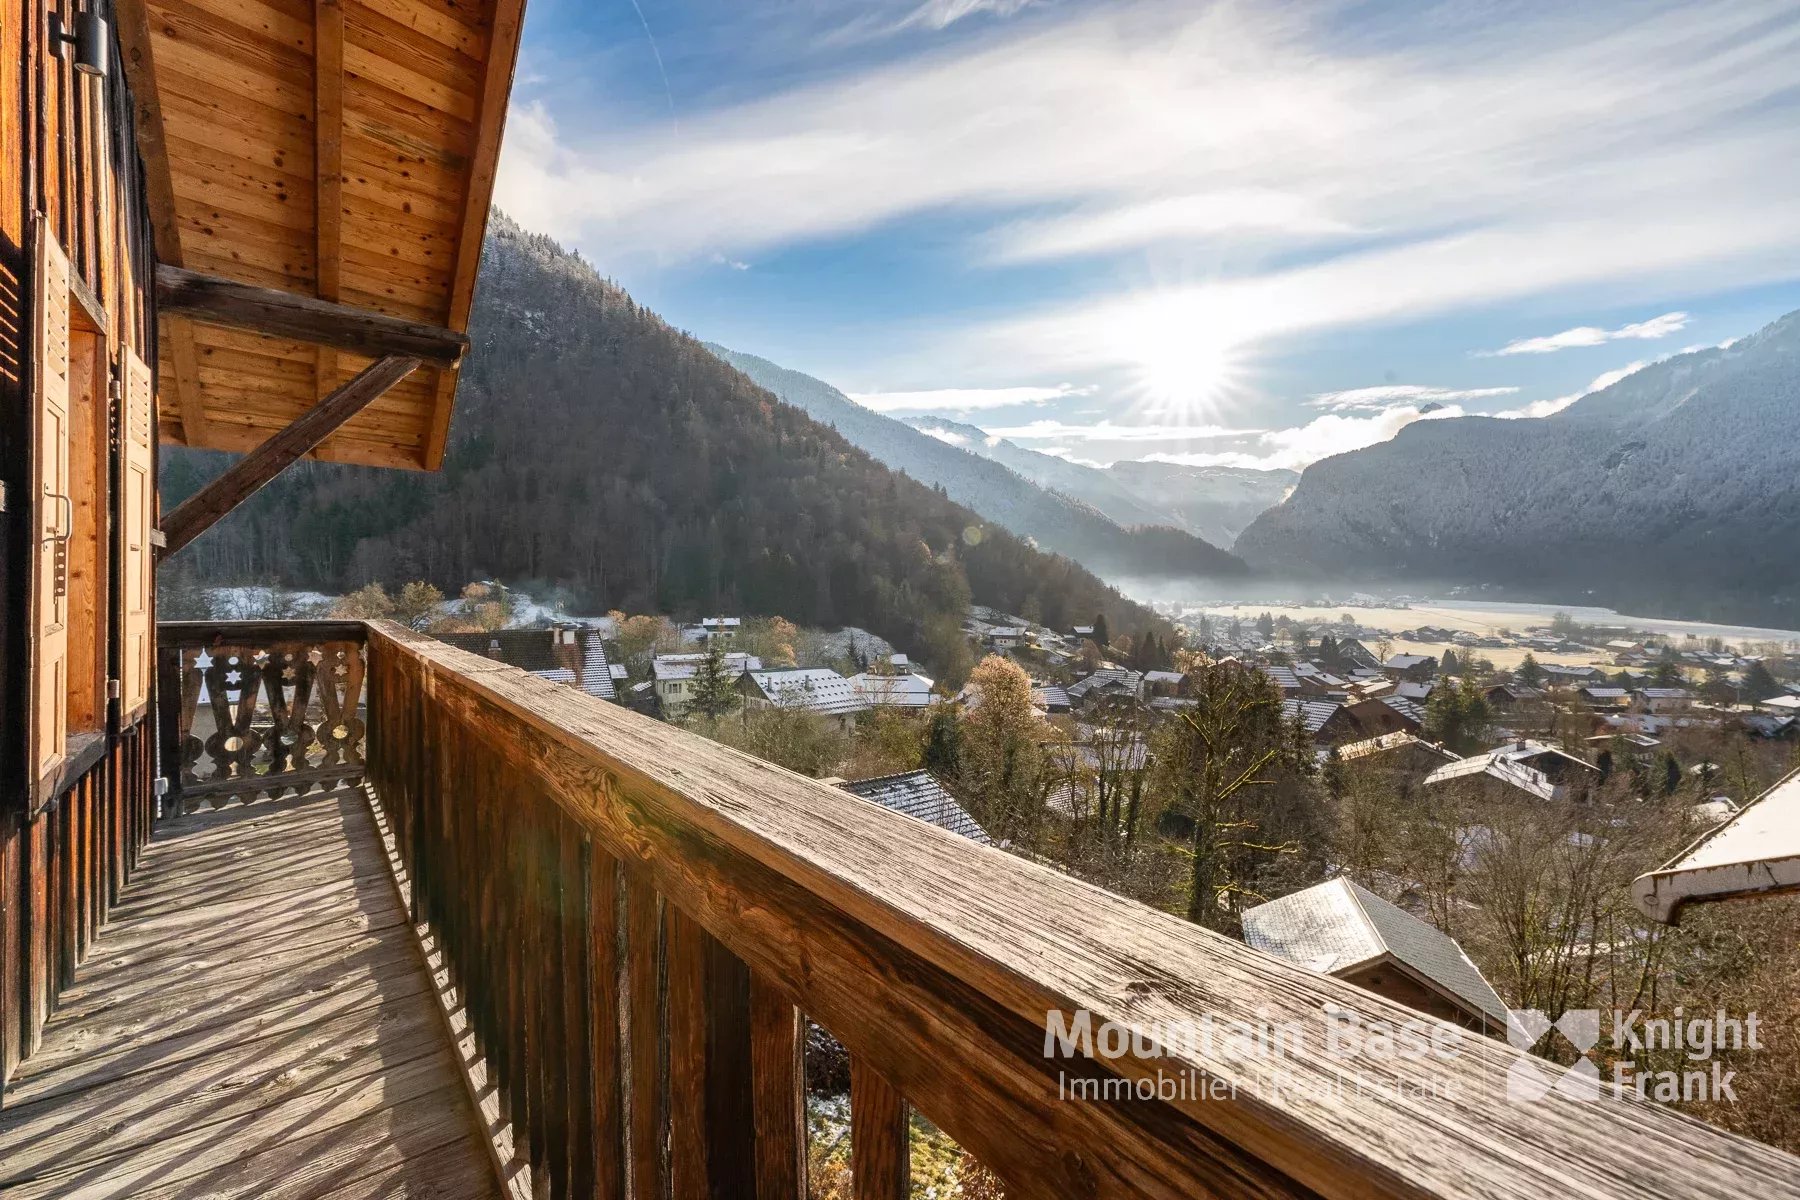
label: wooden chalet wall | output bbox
[0,0,159,1094]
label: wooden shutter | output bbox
[31,226,72,785]
[120,350,155,717]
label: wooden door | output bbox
[119,350,154,717]
[32,225,72,788]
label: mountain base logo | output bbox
[1506,1007,1761,1104]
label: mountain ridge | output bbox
[1235,310,1800,623]
[705,346,1249,581]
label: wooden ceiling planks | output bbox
[118,0,526,470]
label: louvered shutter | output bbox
[31,226,72,784]
[120,349,155,716]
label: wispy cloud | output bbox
[848,383,1091,413]
[1485,312,1690,356]
[1491,361,1647,419]
[1145,404,1465,472]
[982,418,1258,441]
[1307,384,1519,412]
[500,1,1800,388]
[898,0,1040,32]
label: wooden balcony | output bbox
[3,620,1798,1199]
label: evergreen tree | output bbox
[921,704,963,779]
[1516,652,1544,687]
[1742,660,1781,702]
[689,639,742,721]
[1441,648,1461,677]
[1092,613,1111,653]
[1255,612,1275,641]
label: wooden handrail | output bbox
[357,618,1797,1200]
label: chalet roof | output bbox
[1260,665,1300,691]
[1378,695,1427,727]
[440,626,614,702]
[1281,698,1340,737]
[1334,732,1458,765]
[744,668,867,717]
[1635,688,1693,700]
[1395,680,1435,700]
[1032,685,1072,712]
[1635,768,1800,923]
[118,0,527,469]
[1580,687,1630,699]
[1423,740,1597,800]
[653,652,761,682]
[1384,654,1435,670]
[1067,668,1143,699]
[1243,878,1507,1027]
[1143,670,1185,685]
[839,772,991,845]
[848,671,934,708]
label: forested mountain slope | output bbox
[707,347,1247,578]
[905,416,1294,549]
[1235,311,1800,623]
[162,216,1175,667]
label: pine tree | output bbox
[1092,613,1111,653]
[1742,660,1780,702]
[1441,648,1461,676]
[1516,652,1544,688]
[689,639,742,721]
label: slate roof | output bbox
[1282,698,1341,736]
[1032,685,1072,712]
[1067,668,1143,700]
[1243,878,1508,1026]
[1378,695,1427,727]
[1260,665,1301,692]
[744,668,868,717]
[1635,688,1693,700]
[839,771,992,845]
[1143,670,1185,686]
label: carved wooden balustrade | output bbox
[351,619,1800,1200]
[156,621,368,813]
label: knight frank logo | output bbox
[1505,1007,1761,1104]
[1506,1009,1602,1102]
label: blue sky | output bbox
[495,0,1800,471]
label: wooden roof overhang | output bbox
[115,0,527,472]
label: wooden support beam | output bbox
[156,266,468,368]
[159,355,419,556]
[114,0,212,443]
[314,0,345,409]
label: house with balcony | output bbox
[0,3,1796,1197]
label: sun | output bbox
[1120,304,1244,427]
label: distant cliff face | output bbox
[707,347,1247,582]
[1235,312,1800,623]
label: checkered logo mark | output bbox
[1505,1009,1602,1102]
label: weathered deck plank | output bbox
[0,788,499,1200]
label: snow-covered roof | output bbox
[1635,768,1800,923]
[653,652,762,681]
[848,671,934,707]
[745,668,868,717]
[1423,740,1597,801]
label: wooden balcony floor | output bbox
[0,788,499,1200]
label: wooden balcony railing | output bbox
[156,621,369,812]
[156,620,1800,1199]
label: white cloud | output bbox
[847,383,1090,412]
[1490,361,1647,419]
[1485,311,1690,356]
[1145,403,1464,472]
[1307,384,1519,412]
[982,418,1258,441]
[917,425,969,446]
[708,253,750,271]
